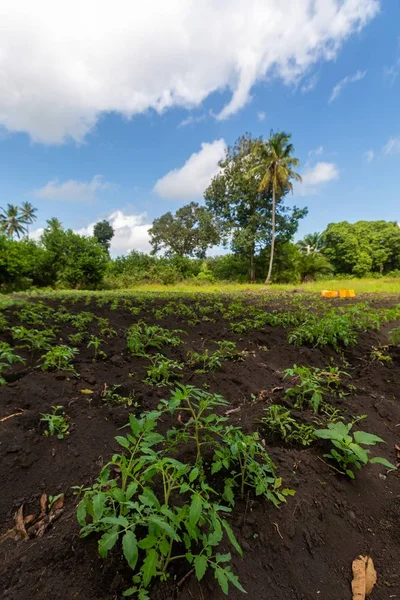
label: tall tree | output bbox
[0,204,27,238]
[297,232,323,255]
[20,202,38,238]
[204,134,306,283]
[93,220,114,255]
[149,202,220,258]
[252,131,302,284]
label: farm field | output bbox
[0,290,399,600]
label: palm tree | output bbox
[0,204,27,238]
[297,232,323,255]
[253,131,302,284]
[20,201,38,238]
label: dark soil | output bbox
[1,293,399,600]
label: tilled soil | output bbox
[0,294,399,600]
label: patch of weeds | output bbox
[11,326,55,351]
[370,346,392,364]
[262,405,315,447]
[40,405,70,439]
[101,384,138,408]
[41,345,79,373]
[87,335,107,361]
[0,313,8,333]
[143,354,183,387]
[126,321,185,357]
[284,364,347,413]
[314,417,396,478]
[390,326,400,345]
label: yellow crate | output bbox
[339,289,356,298]
[320,290,339,298]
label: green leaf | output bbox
[93,493,106,520]
[353,431,384,446]
[226,569,247,593]
[76,500,87,526]
[122,530,138,570]
[189,494,202,527]
[126,482,138,500]
[349,443,369,464]
[122,587,138,597]
[98,528,119,558]
[129,415,141,436]
[159,538,170,557]
[148,516,179,541]
[138,535,157,549]
[345,469,355,479]
[216,553,231,563]
[115,435,131,449]
[189,467,200,483]
[100,515,129,527]
[215,567,229,595]
[194,555,208,581]
[139,487,160,509]
[222,520,242,556]
[370,456,396,469]
[141,548,158,587]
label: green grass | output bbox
[107,277,400,295]
[5,277,400,299]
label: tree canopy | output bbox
[93,220,114,254]
[204,134,307,282]
[149,202,220,258]
[321,221,400,276]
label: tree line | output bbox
[2,130,400,289]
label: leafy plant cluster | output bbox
[0,341,25,385]
[76,386,293,598]
[40,405,70,439]
[126,321,185,357]
[262,405,315,447]
[283,364,347,413]
[314,418,395,478]
[187,341,241,373]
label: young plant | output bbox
[126,321,185,357]
[76,412,245,598]
[68,332,85,345]
[262,405,315,447]
[288,312,357,350]
[40,405,70,439]
[87,335,107,361]
[101,384,138,408]
[284,364,347,413]
[11,326,55,351]
[0,342,25,385]
[370,346,392,364]
[390,327,400,345]
[143,354,183,387]
[41,345,79,373]
[187,349,222,373]
[314,419,396,478]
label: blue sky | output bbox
[0,0,399,255]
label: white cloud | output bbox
[257,111,266,122]
[299,161,339,195]
[31,210,151,254]
[0,0,379,143]
[384,57,400,84]
[33,175,110,202]
[154,139,226,200]
[383,137,400,155]
[329,69,367,102]
[365,149,374,162]
[76,210,151,255]
[179,114,207,128]
[301,73,319,93]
